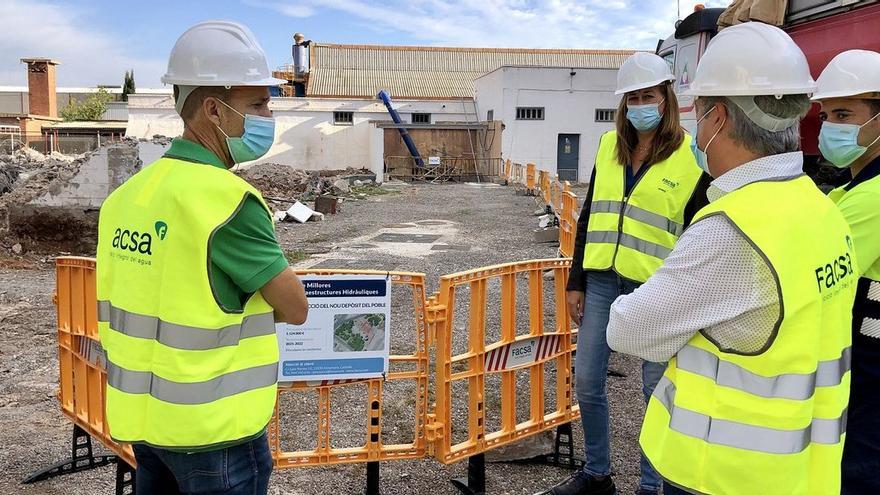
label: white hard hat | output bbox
[684,22,815,97]
[161,20,287,87]
[615,52,675,95]
[812,50,880,101]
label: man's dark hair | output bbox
[173,85,231,121]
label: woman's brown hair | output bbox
[614,82,684,166]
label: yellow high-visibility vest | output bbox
[583,131,702,282]
[641,175,856,495]
[96,157,279,449]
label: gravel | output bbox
[0,182,647,495]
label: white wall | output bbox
[126,94,475,179]
[474,66,620,182]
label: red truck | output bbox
[657,0,880,187]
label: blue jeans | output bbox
[132,433,273,495]
[575,270,666,492]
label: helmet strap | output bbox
[728,96,801,132]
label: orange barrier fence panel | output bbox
[538,170,550,204]
[429,259,580,464]
[559,191,579,259]
[269,270,431,468]
[55,257,135,467]
[503,159,511,180]
[526,164,537,190]
[510,163,524,185]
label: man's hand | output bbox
[566,290,585,326]
[261,267,309,325]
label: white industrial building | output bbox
[8,43,635,182]
[126,94,477,180]
[474,66,620,182]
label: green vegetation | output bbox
[122,70,136,102]
[335,319,365,351]
[284,248,310,263]
[352,185,398,197]
[366,314,384,327]
[60,88,114,121]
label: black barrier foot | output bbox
[22,424,119,484]
[450,453,486,495]
[366,461,380,495]
[115,460,136,495]
[511,422,585,471]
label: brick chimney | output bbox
[21,58,59,118]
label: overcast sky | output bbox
[0,0,728,89]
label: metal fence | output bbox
[385,156,504,182]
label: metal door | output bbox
[557,134,579,182]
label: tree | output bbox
[122,70,136,102]
[60,88,114,121]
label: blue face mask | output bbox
[216,99,276,164]
[690,105,725,176]
[627,102,663,131]
[818,112,880,168]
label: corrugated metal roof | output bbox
[308,44,636,99]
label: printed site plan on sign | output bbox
[275,275,392,382]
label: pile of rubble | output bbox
[236,163,377,205]
[0,147,90,205]
[0,147,98,257]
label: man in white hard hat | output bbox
[96,21,308,495]
[606,23,856,494]
[811,49,880,495]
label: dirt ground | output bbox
[0,182,648,495]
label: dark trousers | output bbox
[132,433,273,495]
[663,482,691,495]
[842,401,880,495]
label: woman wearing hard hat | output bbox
[812,49,880,495]
[543,52,710,495]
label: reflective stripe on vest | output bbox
[582,131,702,282]
[652,376,847,454]
[107,361,277,405]
[586,231,672,259]
[98,300,276,351]
[675,345,851,400]
[590,200,685,236]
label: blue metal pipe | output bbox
[377,90,425,168]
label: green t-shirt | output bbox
[163,138,289,312]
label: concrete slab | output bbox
[28,145,140,208]
[371,233,441,244]
[431,244,471,251]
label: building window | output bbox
[334,111,354,125]
[516,107,544,120]
[487,109,494,121]
[595,109,616,123]
[412,113,431,124]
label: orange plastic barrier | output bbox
[558,191,580,259]
[526,163,537,191]
[538,170,551,204]
[269,269,430,467]
[55,257,136,467]
[47,257,583,492]
[428,259,580,464]
[503,159,511,180]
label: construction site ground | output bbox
[0,182,650,495]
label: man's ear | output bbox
[711,102,728,128]
[203,97,223,127]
